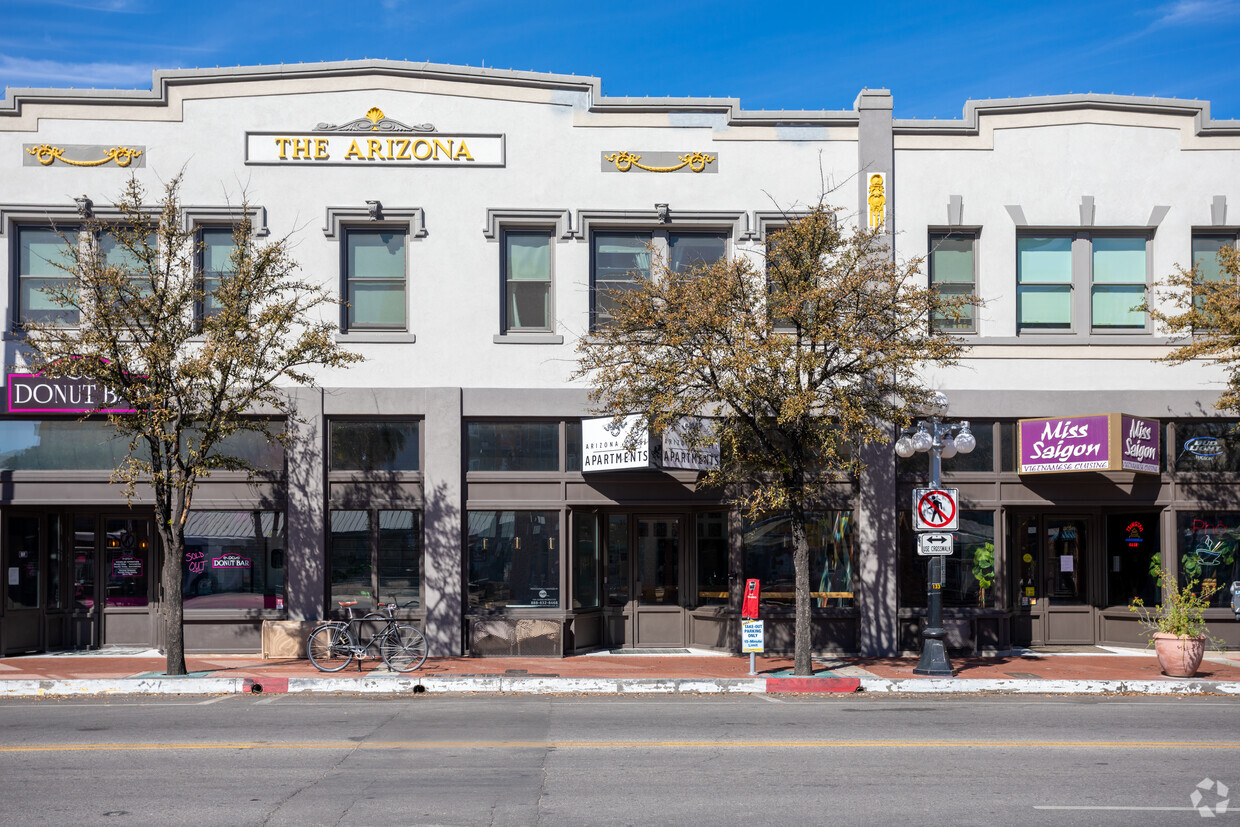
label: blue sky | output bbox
[2,0,1239,119]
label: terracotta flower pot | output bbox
[1153,632,1206,678]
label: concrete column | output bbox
[856,438,899,656]
[285,386,325,622]
[855,89,899,656]
[421,387,464,656]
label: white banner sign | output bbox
[661,417,720,472]
[741,620,765,653]
[581,415,652,472]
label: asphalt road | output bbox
[0,693,1236,826]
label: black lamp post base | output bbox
[913,634,954,677]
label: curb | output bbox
[2,676,1239,697]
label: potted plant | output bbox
[970,543,995,608]
[1129,561,1221,677]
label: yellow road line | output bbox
[0,739,1237,753]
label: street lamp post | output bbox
[895,392,976,677]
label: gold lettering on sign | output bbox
[315,139,329,160]
[27,144,143,167]
[455,141,474,161]
[604,151,715,173]
[344,140,363,160]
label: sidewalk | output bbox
[2,646,1240,697]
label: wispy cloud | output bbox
[0,55,151,89]
[36,0,147,11]
[1152,0,1240,26]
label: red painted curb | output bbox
[766,677,861,694]
[244,677,289,694]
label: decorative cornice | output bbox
[482,209,572,240]
[315,106,435,133]
[322,205,426,239]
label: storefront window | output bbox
[182,511,285,611]
[105,517,148,607]
[743,511,855,608]
[466,422,559,471]
[696,512,729,606]
[566,421,582,473]
[330,510,371,607]
[1176,513,1240,608]
[899,510,996,608]
[0,420,139,470]
[74,516,95,609]
[378,510,420,608]
[6,515,40,609]
[897,421,995,476]
[330,420,420,472]
[1105,513,1159,607]
[1174,421,1240,473]
[468,510,560,609]
[47,514,62,610]
[605,515,628,606]
[572,516,599,609]
[329,509,421,610]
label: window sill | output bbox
[335,332,416,344]
[981,334,1175,345]
[492,333,564,345]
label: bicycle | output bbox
[306,600,428,673]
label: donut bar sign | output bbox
[1018,413,1159,474]
[6,373,134,414]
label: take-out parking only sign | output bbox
[913,488,959,532]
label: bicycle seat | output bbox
[337,600,358,607]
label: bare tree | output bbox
[574,205,973,675]
[21,174,362,675]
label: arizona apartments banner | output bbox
[1018,413,1159,475]
[581,415,720,473]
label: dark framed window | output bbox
[502,229,553,333]
[929,232,976,332]
[572,515,599,609]
[183,511,286,611]
[16,226,78,325]
[468,510,560,609]
[899,510,996,608]
[591,231,652,327]
[1176,512,1240,608]
[330,420,420,472]
[329,509,421,610]
[467,421,559,471]
[198,226,237,320]
[344,228,407,330]
[1173,420,1240,472]
[668,232,726,273]
[1017,236,1073,331]
[696,512,729,607]
[742,512,855,608]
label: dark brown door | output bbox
[2,514,44,654]
[1012,513,1095,645]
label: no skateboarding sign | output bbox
[913,488,959,532]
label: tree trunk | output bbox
[790,503,812,676]
[159,488,187,676]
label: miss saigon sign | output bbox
[245,107,505,167]
[1018,413,1159,475]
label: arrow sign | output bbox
[918,533,955,556]
[913,488,959,531]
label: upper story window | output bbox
[1090,237,1147,329]
[502,230,553,333]
[198,227,237,320]
[1016,233,1148,333]
[16,226,77,326]
[329,420,420,473]
[590,229,727,328]
[1016,236,1073,331]
[928,232,977,333]
[344,229,406,331]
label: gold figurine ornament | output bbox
[868,173,886,229]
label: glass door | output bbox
[633,517,684,647]
[1012,513,1095,646]
[3,514,43,653]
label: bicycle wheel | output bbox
[380,625,428,673]
[307,624,355,672]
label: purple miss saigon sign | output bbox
[1018,413,1159,475]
